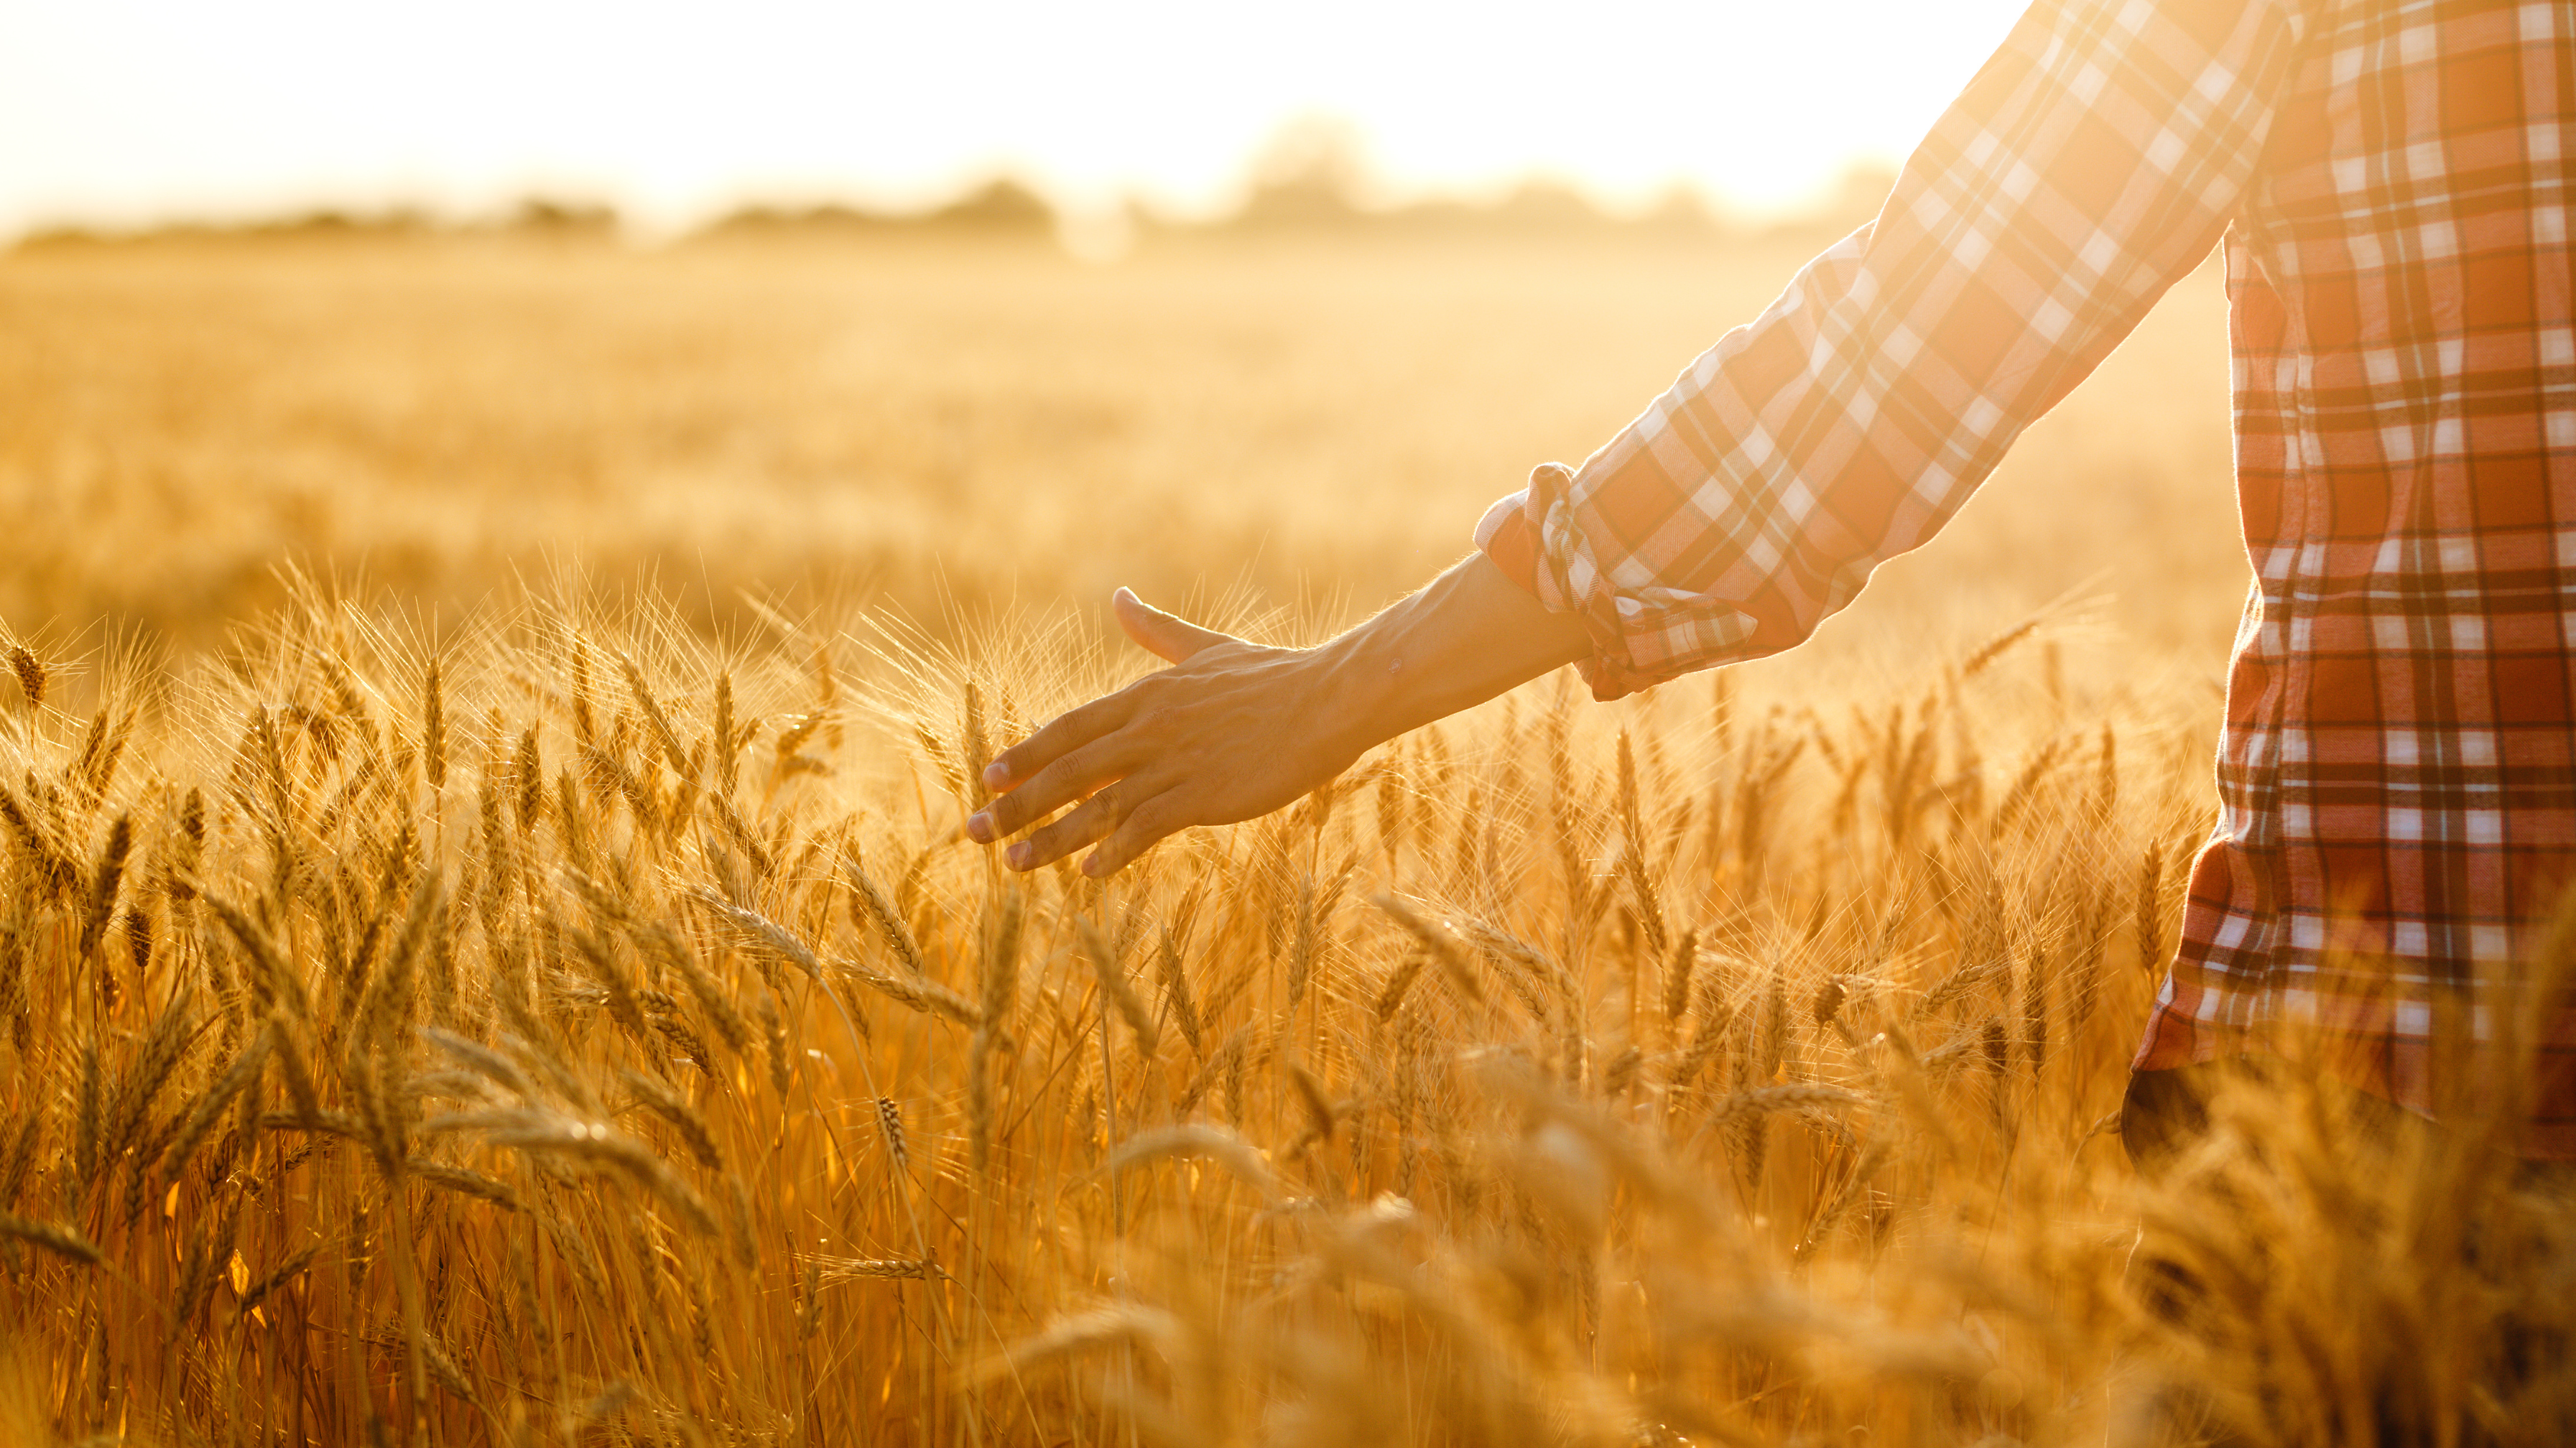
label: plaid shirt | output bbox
[1477,0,2576,1151]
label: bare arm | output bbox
[966,552,1591,876]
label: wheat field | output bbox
[0,233,2570,1447]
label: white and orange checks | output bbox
[1477,0,2576,1153]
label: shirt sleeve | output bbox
[1478,0,2309,700]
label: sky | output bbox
[0,0,2031,241]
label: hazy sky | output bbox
[0,0,2029,239]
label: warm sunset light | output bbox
[6,1,2572,1443]
[0,0,2026,236]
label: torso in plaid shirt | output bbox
[1477,0,2576,1152]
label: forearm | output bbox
[1477,0,2298,701]
[1311,552,1592,755]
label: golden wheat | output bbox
[0,236,2565,1447]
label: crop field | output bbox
[0,233,2570,1447]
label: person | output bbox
[965,0,2576,1159]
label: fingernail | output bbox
[1079,853,1103,878]
[965,812,992,843]
[1006,843,1031,869]
[983,762,1010,790]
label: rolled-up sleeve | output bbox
[1479,0,2307,699]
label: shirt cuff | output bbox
[1472,465,1662,701]
[1472,489,1546,601]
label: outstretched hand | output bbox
[963,588,1373,877]
[965,555,1593,878]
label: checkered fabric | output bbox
[1476,0,2576,1153]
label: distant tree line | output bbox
[11,124,1898,251]
[14,195,623,249]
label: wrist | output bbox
[1308,627,1414,764]
[1310,553,1590,758]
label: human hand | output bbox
[964,588,1371,877]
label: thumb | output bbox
[1113,588,1233,664]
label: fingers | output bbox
[974,591,1229,812]
[993,774,1192,877]
[1079,791,1187,878]
[966,590,1234,865]
[969,736,1129,843]
[976,690,1134,804]
[1008,779,1142,871]
[1113,588,1233,665]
